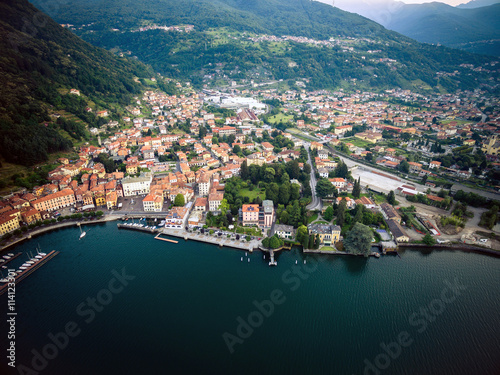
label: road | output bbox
[305,144,322,211]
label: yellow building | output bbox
[95,194,106,207]
[0,214,20,235]
[482,135,500,155]
[307,224,341,245]
[106,191,118,209]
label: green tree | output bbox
[337,199,347,227]
[422,233,436,246]
[269,234,283,249]
[279,183,290,205]
[174,194,185,207]
[387,190,396,205]
[220,199,230,216]
[296,225,308,243]
[343,223,373,256]
[352,177,361,199]
[399,160,410,174]
[353,205,363,224]
[240,160,249,180]
[316,178,335,198]
[308,234,315,249]
[323,206,334,222]
[301,234,309,249]
[233,144,241,154]
[290,184,300,201]
[266,183,279,204]
[314,234,320,249]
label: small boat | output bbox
[22,263,31,267]
[295,260,298,264]
[8,253,14,256]
[79,225,87,240]
[19,267,27,270]
[3,255,11,260]
[247,258,250,262]
[16,270,23,274]
[0,259,5,263]
[304,260,306,264]
[241,257,243,261]
[0,278,8,283]
[26,261,35,264]
[35,255,43,259]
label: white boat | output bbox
[22,263,31,267]
[3,255,11,260]
[8,253,14,256]
[0,259,5,263]
[35,255,43,259]
[0,278,8,283]
[19,267,27,270]
[26,261,35,264]
[79,225,87,239]
[16,270,23,274]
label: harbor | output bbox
[0,250,59,296]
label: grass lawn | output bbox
[307,213,318,224]
[267,112,294,124]
[315,221,330,225]
[320,246,337,252]
[238,188,266,201]
[372,194,387,204]
[342,137,372,149]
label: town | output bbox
[1,82,499,255]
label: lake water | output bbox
[1,222,499,375]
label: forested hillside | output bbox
[0,0,154,166]
[30,0,497,93]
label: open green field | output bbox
[238,188,266,201]
[267,112,294,124]
[342,137,373,149]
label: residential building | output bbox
[106,191,118,210]
[482,135,500,155]
[307,224,341,245]
[194,197,208,212]
[241,204,260,226]
[386,219,409,243]
[198,174,211,196]
[208,192,224,212]
[31,189,76,212]
[143,193,164,212]
[380,203,401,223]
[318,167,329,178]
[274,224,295,240]
[21,207,41,225]
[0,214,20,235]
[165,206,189,227]
[260,200,274,229]
[122,173,153,197]
[329,178,346,189]
[408,162,423,174]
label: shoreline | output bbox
[2,218,500,259]
[0,216,119,253]
[399,243,500,258]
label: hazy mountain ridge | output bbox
[318,0,500,56]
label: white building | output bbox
[122,173,153,197]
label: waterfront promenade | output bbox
[159,227,261,251]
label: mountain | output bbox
[28,0,497,95]
[384,3,500,56]
[318,0,500,56]
[0,0,158,166]
[457,0,500,9]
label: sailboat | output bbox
[79,224,86,240]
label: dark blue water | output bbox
[1,222,499,375]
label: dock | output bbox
[117,223,159,234]
[0,252,22,267]
[154,234,178,244]
[269,250,277,266]
[0,250,59,296]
